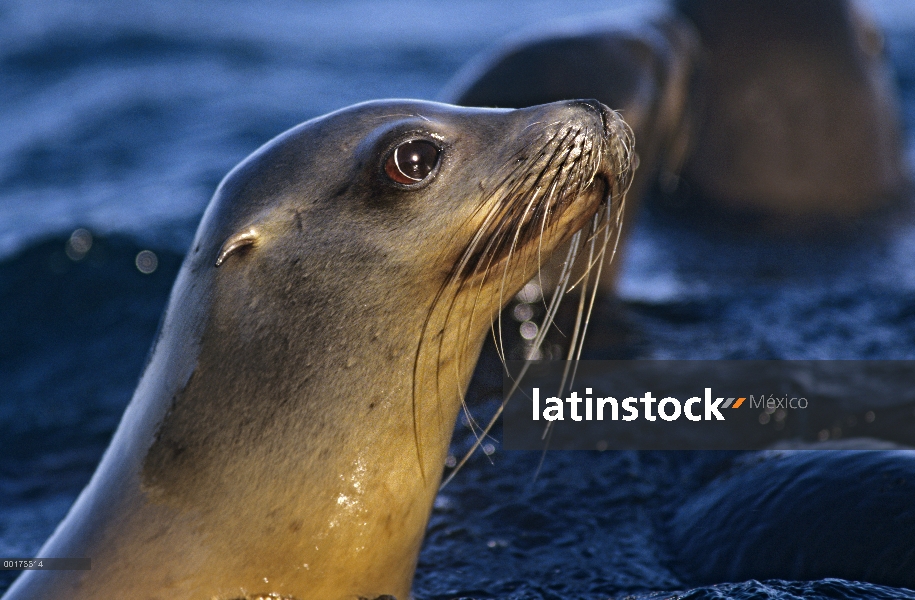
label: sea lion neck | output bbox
[141,253,474,505]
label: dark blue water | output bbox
[3,1,915,598]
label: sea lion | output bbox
[2,99,632,600]
[669,450,915,588]
[674,0,910,220]
[441,10,699,292]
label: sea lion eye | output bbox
[384,140,440,185]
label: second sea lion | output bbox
[675,0,910,220]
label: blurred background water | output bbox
[2,0,915,598]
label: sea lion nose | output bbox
[565,99,626,143]
[567,98,609,127]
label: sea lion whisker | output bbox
[442,116,632,489]
[591,207,628,298]
[451,175,533,279]
[532,184,557,321]
[445,171,595,483]
[454,207,505,277]
[538,144,581,298]
[536,230,581,343]
[414,267,492,481]
[442,126,601,486]
[438,186,536,439]
[539,230,599,443]
[482,128,564,195]
[457,136,575,280]
[456,157,545,270]
[446,222,530,462]
[572,217,611,365]
[529,138,629,443]
[517,129,583,236]
[563,235,595,367]
[538,176,612,441]
[493,177,559,361]
[412,258,482,482]
[579,218,616,350]
[442,242,579,488]
[372,112,433,122]
[519,119,547,134]
[567,193,626,294]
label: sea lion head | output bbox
[163,100,634,427]
[203,99,631,317]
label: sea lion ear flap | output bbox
[215,227,259,267]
